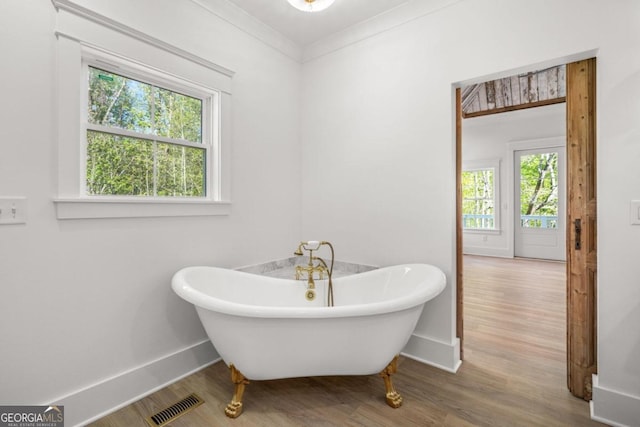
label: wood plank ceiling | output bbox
[462,65,566,118]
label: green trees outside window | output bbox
[86,67,206,197]
[462,168,495,229]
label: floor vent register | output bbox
[146,393,204,426]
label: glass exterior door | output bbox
[514,147,566,260]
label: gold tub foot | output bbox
[225,364,249,418]
[379,355,403,408]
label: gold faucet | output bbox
[293,241,335,305]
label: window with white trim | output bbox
[53,2,233,219]
[462,159,501,231]
[83,58,214,198]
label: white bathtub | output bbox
[172,263,446,381]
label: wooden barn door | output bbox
[565,58,597,400]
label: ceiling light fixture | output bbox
[287,0,335,13]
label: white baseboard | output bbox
[463,246,512,258]
[402,334,461,373]
[591,374,640,427]
[52,334,462,426]
[52,340,220,427]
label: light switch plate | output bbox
[0,197,27,225]
[631,200,640,225]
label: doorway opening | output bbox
[455,58,597,401]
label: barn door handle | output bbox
[574,219,582,250]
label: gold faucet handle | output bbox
[317,265,328,280]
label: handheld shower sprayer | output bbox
[293,240,321,256]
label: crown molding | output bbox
[51,0,236,77]
[51,0,463,66]
[302,0,464,63]
[189,0,302,62]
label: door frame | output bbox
[455,58,597,400]
[511,139,566,261]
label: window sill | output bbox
[54,197,231,219]
[463,228,502,235]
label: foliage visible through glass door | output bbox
[519,152,559,228]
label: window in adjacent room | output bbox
[462,161,500,231]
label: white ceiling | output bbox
[223,0,410,47]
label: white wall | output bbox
[2,0,640,426]
[0,0,301,424]
[300,19,458,366]
[301,0,640,424]
[462,103,565,257]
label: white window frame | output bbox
[81,51,217,200]
[53,2,233,219]
[462,159,501,233]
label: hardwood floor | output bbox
[90,256,605,426]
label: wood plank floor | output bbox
[90,256,606,426]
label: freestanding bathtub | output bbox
[172,263,446,417]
